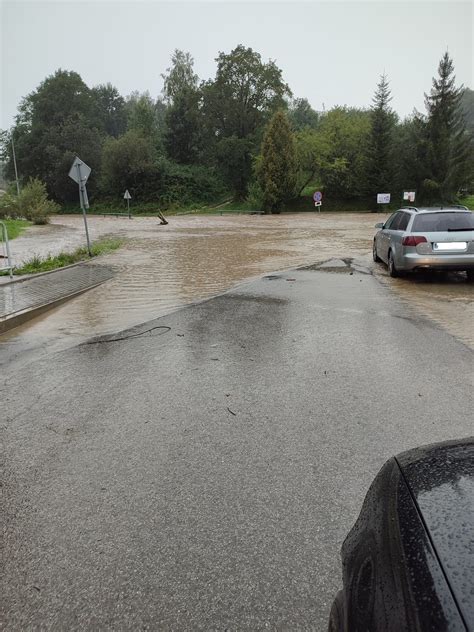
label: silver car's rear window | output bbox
[412,212,474,232]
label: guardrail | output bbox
[213,210,265,216]
[100,212,132,218]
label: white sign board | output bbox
[403,191,416,202]
[68,156,91,184]
[124,189,132,200]
[377,193,391,204]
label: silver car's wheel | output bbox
[373,240,381,263]
[388,250,399,278]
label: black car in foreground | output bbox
[329,438,474,631]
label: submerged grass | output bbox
[11,237,124,276]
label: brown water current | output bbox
[1,213,473,364]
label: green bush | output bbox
[106,159,225,208]
[0,178,59,224]
[99,128,225,208]
[0,190,18,219]
[27,199,56,224]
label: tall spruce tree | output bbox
[367,73,395,203]
[258,110,297,213]
[424,52,471,201]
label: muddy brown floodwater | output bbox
[1,213,473,366]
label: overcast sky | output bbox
[1,0,472,129]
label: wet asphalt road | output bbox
[2,263,473,631]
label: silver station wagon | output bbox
[373,206,474,280]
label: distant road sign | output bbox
[124,189,132,200]
[377,193,391,204]
[68,156,91,185]
[313,191,323,202]
[403,191,416,202]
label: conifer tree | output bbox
[258,111,297,213]
[424,52,471,201]
[366,73,396,200]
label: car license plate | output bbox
[433,242,467,251]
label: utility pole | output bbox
[11,131,20,195]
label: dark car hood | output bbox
[396,438,474,630]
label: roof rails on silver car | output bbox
[432,204,469,210]
[401,205,470,212]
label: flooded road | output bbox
[1,213,473,366]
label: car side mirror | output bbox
[375,223,384,229]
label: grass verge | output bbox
[0,219,32,240]
[10,237,124,276]
[459,195,474,210]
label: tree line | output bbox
[1,47,473,212]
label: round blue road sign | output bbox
[313,191,322,202]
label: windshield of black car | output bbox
[412,212,474,232]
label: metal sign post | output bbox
[124,189,132,219]
[69,156,92,256]
[77,162,92,256]
[313,190,323,212]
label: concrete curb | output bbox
[0,277,110,335]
